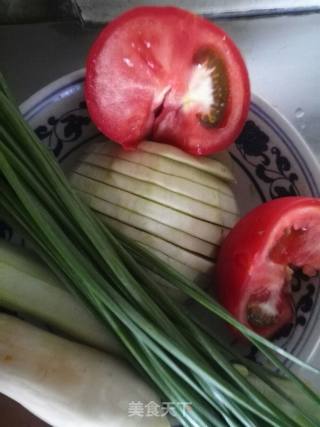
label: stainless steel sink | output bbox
[1,10,319,158]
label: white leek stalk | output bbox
[0,314,170,427]
[0,240,121,355]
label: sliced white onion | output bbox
[137,141,234,182]
[87,142,234,196]
[70,140,239,285]
[81,153,238,214]
[72,165,238,228]
[70,175,229,245]
[139,243,210,287]
[99,215,215,273]
[75,194,217,258]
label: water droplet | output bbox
[123,57,134,67]
[295,108,305,119]
[299,123,306,130]
[222,35,226,41]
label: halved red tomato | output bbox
[85,6,250,156]
[215,197,320,338]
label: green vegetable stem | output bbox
[0,72,319,427]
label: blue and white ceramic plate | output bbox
[3,69,320,387]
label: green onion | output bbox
[0,72,319,427]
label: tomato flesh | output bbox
[215,197,320,338]
[85,7,250,156]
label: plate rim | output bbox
[18,68,320,376]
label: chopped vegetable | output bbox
[71,163,238,227]
[91,198,218,258]
[215,197,320,338]
[0,73,319,427]
[0,314,169,427]
[70,139,238,284]
[87,142,235,194]
[136,141,235,181]
[80,146,238,212]
[70,175,228,241]
[85,7,250,155]
[100,217,215,275]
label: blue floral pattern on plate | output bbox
[1,70,320,373]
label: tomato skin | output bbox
[215,197,320,338]
[85,6,250,156]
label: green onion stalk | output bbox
[0,72,319,427]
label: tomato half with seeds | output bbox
[215,197,320,338]
[85,6,250,156]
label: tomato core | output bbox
[192,47,229,127]
[247,303,277,328]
